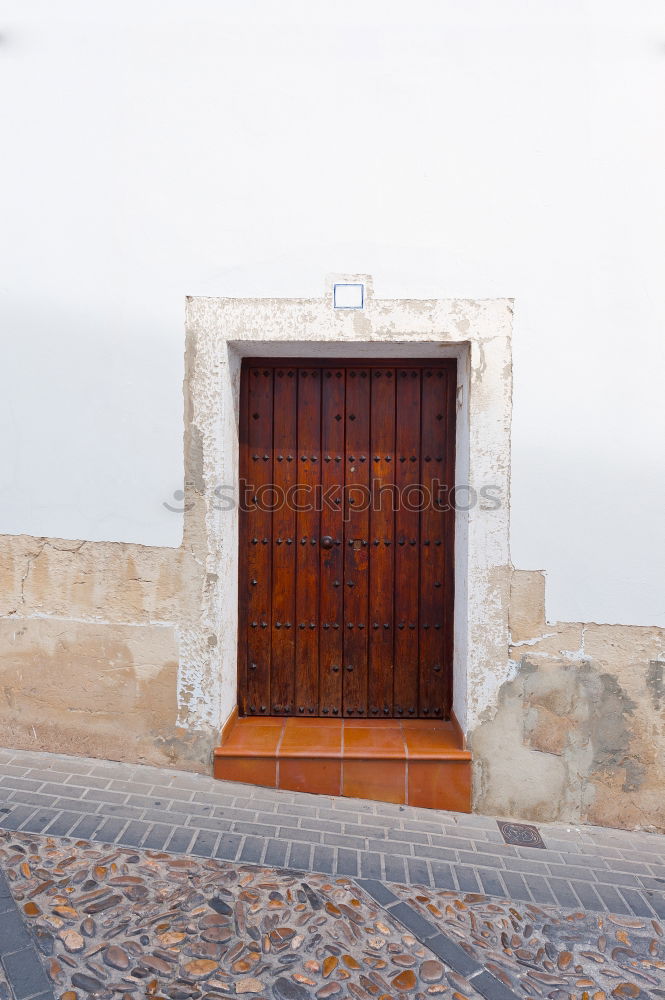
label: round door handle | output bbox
[320,535,334,549]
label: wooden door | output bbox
[238,359,456,719]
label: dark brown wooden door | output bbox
[238,359,456,720]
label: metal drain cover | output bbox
[497,820,546,848]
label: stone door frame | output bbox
[182,276,513,745]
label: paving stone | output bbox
[498,870,531,902]
[388,827,430,845]
[264,838,289,867]
[431,833,474,851]
[53,796,100,813]
[383,853,407,884]
[427,861,455,890]
[20,809,61,833]
[92,816,127,842]
[311,844,335,874]
[68,813,104,839]
[455,865,481,893]
[388,900,437,939]
[62,774,110,790]
[276,802,319,818]
[472,970,521,1000]
[108,778,153,794]
[357,878,398,905]
[523,873,557,905]
[117,819,150,846]
[0,907,33,955]
[569,878,605,911]
[233,820,278,838]
[548,877,580,908]
[81,788,128,805]
[278,826,323,844]
[191,828,220,857]
[141,807,192,826]
[323,832,367,850]
[406,857,432,886]
[141,822,173,850]
[359,851,383,879]
[515,844,563,861]
[402,819,446,835]
[2,947,53,999]
[239,835,264,863]
[166,826,196,853]
[213,830,243,860]
[125,792,169,809]
[344,820,388,837]
[413,843,458,863]
[458,849,507,869]
[288,841,313,871]
[335,847,357,876]
[478,867,506,897]
[427,932,482,977]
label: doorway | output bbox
[238,358,456,720]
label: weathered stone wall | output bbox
[471,569,665,833]
[0,530,216,771]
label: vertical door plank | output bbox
[368,368,396,716]
[418,367,448,718]
[441,365,456,716]
[394,367,421,718]
[245,367,274,715]
[294,367,321,716]
[319,367,345,717]
[343,368,371,717]
[270,367,298,715]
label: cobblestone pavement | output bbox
[0,829,663,1000]
[0,748,664,999]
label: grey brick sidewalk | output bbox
[1,745,664,921]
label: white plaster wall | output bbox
[2,0,664,627]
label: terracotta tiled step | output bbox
[213,717,471,811]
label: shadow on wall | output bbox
[471,570,665,833]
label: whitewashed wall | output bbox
[2,0,664,627]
